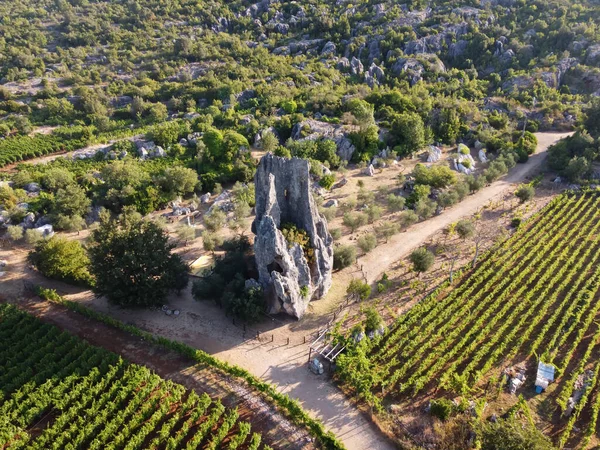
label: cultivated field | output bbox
[338,190,600,448]
[0,304,270,450]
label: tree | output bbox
[202,231,223,252]
[261,131,278,153]
[347,279,371,301]
[515,184,535,203]
[365,204,383,223]
[415,198,437,219]
[387,194,406,212]
[7,225,23,242]
[24,228,43,246]
[376,220,400,243]
[456,219,475,239]
[42,167,75,191]
[390,112,427,156]
[28,237,93,285]
[357,233,378,253]
[364,307,382,333]
[204,208,226,232]
[413,164,457,188]
[343,212,368,232]
[89,216,189,307]
[161,166,199,196]
[177,225,196,245]
[410,247,435,275]
[516,131,538,156]
[51,184,90,222]
[334,245,356,270]
[151,121,181,147]
[398,210,419,228]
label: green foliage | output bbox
[475,416,555,450]
[192,236,264,323]
[281,223,315,264]
[413,164,456,188]
[387,193,406,212]
[389,112,427,156]
[364,307,382,333]
[515,184,535,203]
[28,236,93,286]
[89,215,188,307]
[410,247,435,273]
[456,219,475,239]
[343,212,368,232]
[347,279,371,301]
[334,245,356,270]
[319,174,336,190]
[429,399,456,422]
[357,233,378,253]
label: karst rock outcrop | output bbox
[251,154,333,319]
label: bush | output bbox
[387,193,406,212]
[515,184,535,203]
[319,174,336,190]
[456,219,475,239]
[430,399,455,421]
[334,245,356,270]
[364,307,382,333]
[347,279,371,301]
[476,416,554,450]
[410,247,435,274]
[413,164,457,188]
[6,225,23,242]
[28,237,93,286]
[343,212,368,232]
[357,233,378,253]
[330,228,342,240]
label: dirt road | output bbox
[0,132,571,450]
[355,131,571,284]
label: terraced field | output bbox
[0,304,270,450]
[338,191,600,448]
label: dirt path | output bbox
[0,132,571,450]
[354,131,571,284]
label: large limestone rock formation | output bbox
[252,154,333,318]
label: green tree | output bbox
[413,164,457,188]
[390,112,427,156]
[343,212,368,232]
[334,245,356,270]
[410,247,435,274]
[161,166,199,196]
[151,121,181,147]
[456,219,475,239]
[515,184,535,203]
[376,220,400,242]
[261,131,278,153]
[41,168,75,191]
[387,194,406,212]
[357,233,378,253]
[347,279,371,301]
[89,216,189,306]
[51,184,90,220]
[29,237,92,285]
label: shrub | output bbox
[7,225,24,242]
[334,245,356,270]
[28,237,93,286]
[357,233,378,253]
[330,228,342,240]
[319,174,336,190]
[430,399,455,421]
[410,247,435,274]
[456,219,475,239]
[343,212,368,232]
[413,164,457,188]
[364,307,382,333]
[347,279,371,301]
[515,184,535,203]
[387,193,406,212]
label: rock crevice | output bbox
[252,154,333,318]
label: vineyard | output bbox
[0,130,90,168]
[0,304,271,450]
[337,191,600,448]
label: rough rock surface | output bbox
[252,155,333,318]
[291,119,357,161]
